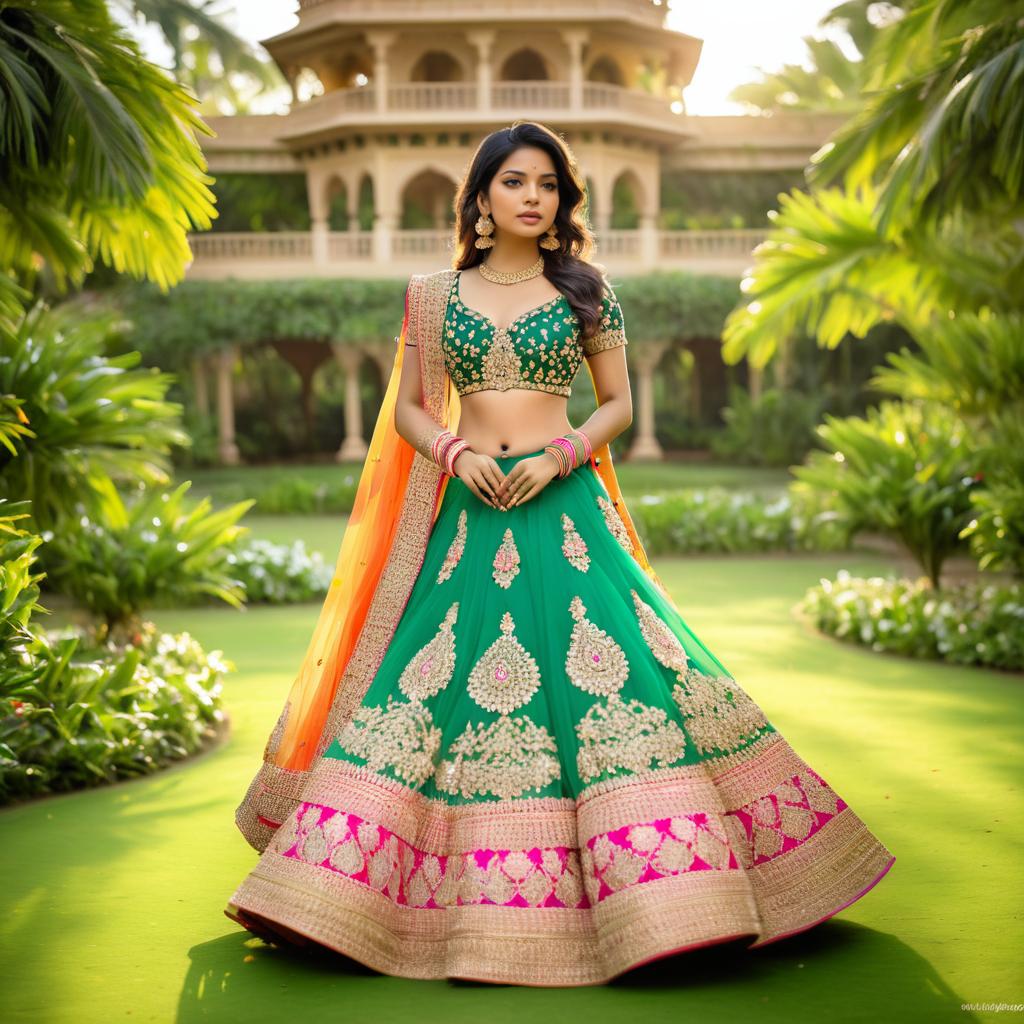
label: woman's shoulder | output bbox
[409,267,458,285]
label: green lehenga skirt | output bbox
[226,446,895,986]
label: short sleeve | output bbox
[582,281,628,357]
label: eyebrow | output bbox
[501,169,558,177]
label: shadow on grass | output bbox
[178,922,973,1024]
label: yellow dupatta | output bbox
[234,268,666,854]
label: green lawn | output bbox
[0,551,1019,1023]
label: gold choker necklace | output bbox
[478,254,545,285]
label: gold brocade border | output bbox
[747,804,895,945]
[227,731,895,982]
[227,853,762,986]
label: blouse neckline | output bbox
[451,270,568,332]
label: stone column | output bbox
[306,169,329,264]
[373,209,398,264]
[561,29,589,109]
[368,31,396,114]
[331,343,369,462]
[468,30,496,110]
[216,345,240,466]
[626,341,669,461]
[639,212,659,269]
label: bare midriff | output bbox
[456,388,573,459]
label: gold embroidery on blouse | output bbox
[467,610,541,713]
[560,513,590,572]
[565,594,629,697]
[436,508,467,584]
[441,273,625,399]
[596,494,633,553]
[575,693,688,784]
[433,713,561,799]
[334,693,443,787]
[491,526,521,589]
[631,588,689,673]
[479,327,523,392]
[398,601,459,701]
[671,666,769,755]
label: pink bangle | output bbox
[445,439,471,476]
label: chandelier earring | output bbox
[474,211,495,250]
[539,224,560,251]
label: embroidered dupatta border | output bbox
[235,270,456,853]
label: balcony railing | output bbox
[296,0,664,22]
[185,228,766,277]
[281,80,684,138]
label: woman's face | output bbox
[478,145,560,241]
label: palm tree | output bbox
[728,1,911,114]
[721,0,1024,364]
[0,0,218,327]
[110,0,286,115]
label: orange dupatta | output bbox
[234,268,666,854]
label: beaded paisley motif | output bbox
[334,602,460,786]
[560,513,590,572]
[433,714,561,800]
[575,693,688,784]
[491,527,521,589]
[397,601,459,701]
[436,508,467,584]
[564,595,629,697]
[467,610,541,714]
[334,694,442,787]
[631,589,689,673]
[671,666,769,755]
[596,494,633,553]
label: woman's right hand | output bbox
[453,449,507,509]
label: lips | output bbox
[518,214,541,222]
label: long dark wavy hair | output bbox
[453,120,607,343]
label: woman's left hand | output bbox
[496,453,560,509]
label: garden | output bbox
[1,0,1021,1021]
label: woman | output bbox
[225,120,895,987]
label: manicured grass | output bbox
[0,552,1019,1023]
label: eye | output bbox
[502,177,558,190]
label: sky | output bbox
[130,0,859,117]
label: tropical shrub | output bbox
[711,385,827,467]
[792,400,980,586]
[629,486,847,555]
[40,479,253,639]
[799,570,1024,671]
[0,508,232,802]
[0,301,189,532]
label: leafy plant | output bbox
[800,570,1024,670]
[1,619,231,801]
[0,0,217,313]
[222,539,333,604]
[792,400,980,586]
[711,385,827,467]
[40,478,254,639]
[0,504,232,802]
[628,486,847,555]
[0,301,190,531]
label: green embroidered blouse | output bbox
[441,270,628,398]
